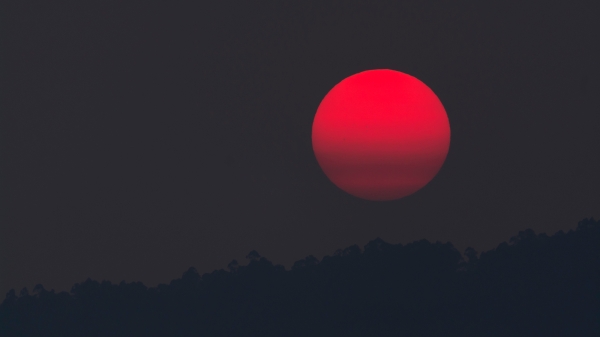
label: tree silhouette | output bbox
[1,218,599,336]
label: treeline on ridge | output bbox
[1,218,599,336]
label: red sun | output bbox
[312,69,450,201]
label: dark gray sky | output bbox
[1,0,599,296]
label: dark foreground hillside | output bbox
[1,218,599,337]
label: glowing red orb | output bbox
[312,69,450,201]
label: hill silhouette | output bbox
[1,218,599,336]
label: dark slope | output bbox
[1,218,599,336]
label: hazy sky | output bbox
[2,0,599,296]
